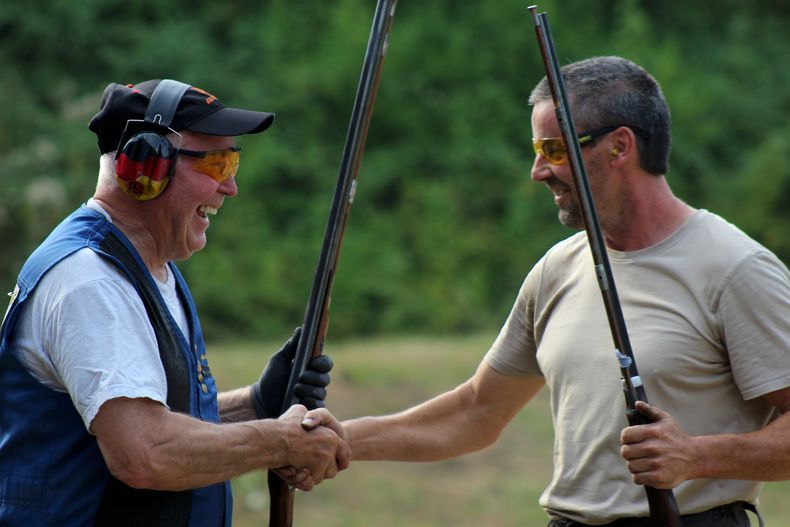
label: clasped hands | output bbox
[274,405,349,491]
[253,327,350,490]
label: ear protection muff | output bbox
[115,80,191,200]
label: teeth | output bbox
[199,206,218,216]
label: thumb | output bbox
[281,404,308,422]
[278,327,302,361]
[301,408,327,431]
[634,400,669,423]
[301,408,344,437]
[290,326,302,344]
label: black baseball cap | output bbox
[88,79,275,154]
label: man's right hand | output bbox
[301,407,346,439]
[274,404,350,490]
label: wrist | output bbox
[342,417,378,461]
[249,382,268,419]
[247,418,292,469]
[690,434,736,480]
[218,386,257,423]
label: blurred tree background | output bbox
[1,0,788,341]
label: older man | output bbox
[0,79,349,526]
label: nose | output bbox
[219,175,238,197]
[530,153,552,183]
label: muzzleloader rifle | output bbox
[267,1,398,526]
[528,6,682,527]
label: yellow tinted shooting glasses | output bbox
[532,125,649,165]
[178,147,242,183]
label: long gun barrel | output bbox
[267,1,398,526]
[528,6,682,527]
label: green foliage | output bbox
[1,0,788,339]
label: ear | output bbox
[608,126,637,167]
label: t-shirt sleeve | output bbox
[718,250,790,400]
[43,274,169,431]
[484,266,543,378]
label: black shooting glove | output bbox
[250,327,334,419]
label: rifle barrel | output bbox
[267,2,398,526]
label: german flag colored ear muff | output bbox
[115,132,178,200]
[115,80,190,201]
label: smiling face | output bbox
[530,101,582,228]
[153,131,239,261]
[530,101,620,231]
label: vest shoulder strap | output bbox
[94,231,193,525]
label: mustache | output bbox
[543,175,572,193]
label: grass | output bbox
[209,333,790,527]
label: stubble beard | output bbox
[558,198,584,230]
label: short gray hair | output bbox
[95,152,117,194]
[529,56,671,175]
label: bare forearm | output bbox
[345,385,492,462]
[97,406,287,491]
[94,398,349,493]
[218,386,257,423]
[692,412,790,481]
[345,368,544,463]
[147,417,287,489]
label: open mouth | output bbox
[547,184,570,205]
[197,205,218,219]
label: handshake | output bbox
[271,405,349,491]
[252,327,350,490]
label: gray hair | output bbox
[95,152,117,194]
[529,56,671,175]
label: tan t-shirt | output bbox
[485,210,790,524]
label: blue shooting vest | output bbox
[0,206,232,526]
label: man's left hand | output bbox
[250,327,334,419]
[620,401,698,489]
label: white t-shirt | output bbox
[485,210,790,523]
[12,200,189,431]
